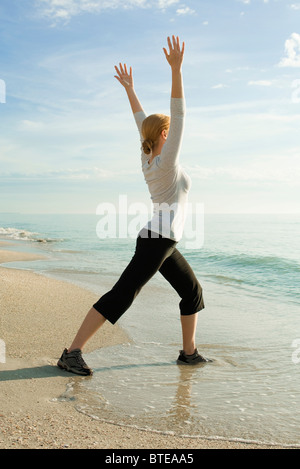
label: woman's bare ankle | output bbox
[183,346,196,356]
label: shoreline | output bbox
[0,243,288,449]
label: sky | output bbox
[0,0,300,214]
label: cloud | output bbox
[185,159,300,185]
[36,0,145,22]
[158,0,179,8]
[279,33,300,68]
[36,0,181,23]
[0,167,139,180]
[20,120,46,131]
[248,80,273,86]
[211,83,229,89]
[176,6,196,15]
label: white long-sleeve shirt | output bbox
[134,97,191,241]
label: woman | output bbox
[58,36,208,376]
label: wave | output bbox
[0,227,58,243]
[186,250,300,302]
[74,405,300,449]
[188,250,300,271]
[187,249,300,276]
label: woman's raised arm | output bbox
[114,63,144,115]
[163,36,185,99]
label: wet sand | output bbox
[0,243,286,449]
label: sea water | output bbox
[0,213,300,446]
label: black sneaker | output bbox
[177,348,212,365]
[57,348,93,376]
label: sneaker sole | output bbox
[176,358,213,366]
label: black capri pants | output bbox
[93,230,204,325]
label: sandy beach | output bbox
[0,242,287,450]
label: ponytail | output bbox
[141,114,170,156]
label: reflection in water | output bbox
[67,344,220,437]
[64,343,300,447]
[165,365,204,432]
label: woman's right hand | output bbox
[114,63,134,89]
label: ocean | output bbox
[0,212,299,446]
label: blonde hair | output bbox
[141,114,170,155]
